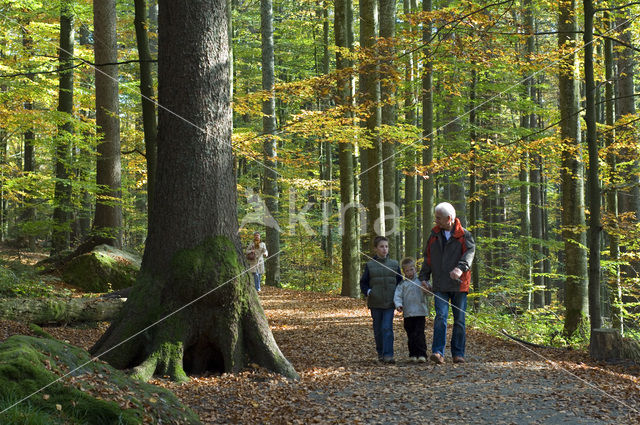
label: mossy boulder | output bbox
[62,245,141,293]
[0,334,201,424]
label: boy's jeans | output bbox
[252,273,261,291]
[370,308,395,358]
[432,291,467,358]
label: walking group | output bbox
[360,202,476,365]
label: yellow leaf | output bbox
[56,404,62,411]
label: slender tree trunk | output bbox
[52,1,74,254]
[91,0,297,381]
[336,0,359,297]
[360,0,383,248]
[261,0,281,287]
[21,28,36,250]
[469,69,479,308]
[615,12,639,218]
[134,0,158,219]
[320,2,333,262]
[584,0,602,330]
[93,0,122,248]
[402,0,418,259]
[559,0,588,337]
[421,0,434,245]
[521,0,534,308]
[604,10,622,333]
[379,0,397,258]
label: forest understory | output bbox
[2,285,640,424]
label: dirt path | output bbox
[166,287,640,424]
[2,285,638,423]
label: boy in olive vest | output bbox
[360,236,402,364]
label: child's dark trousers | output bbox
[403,316,427,357]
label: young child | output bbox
[360,236,402,364]
[394,257,429,362]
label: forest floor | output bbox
[2,282,640,424]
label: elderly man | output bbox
[419,202,475,364]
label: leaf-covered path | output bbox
[162,287,640,424]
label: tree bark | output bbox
[134,0,158,219]
[90,0,297,382]
[380,0,397,259]
[261,0,281,287]
[402,0,418,260]
[615,12,639,218]
[584,0,602,330]
[421,0,435,245]
[604,10,622,333]
[93,0,122,248]
[520,0,534,308]
[360,0,383,248]
[52,1,74,255]
[559,0,588,337]
[336,0,360,297]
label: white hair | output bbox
[435,202,456,220]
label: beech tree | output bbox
[91,0,297,381]
[93,0,122,247]
[558,0,588,337]
[51,0,74,254]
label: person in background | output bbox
[419,202,475,365]
[246,231,268,292]
[360,236,402,364]
[394,257,429,363]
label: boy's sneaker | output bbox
[417,356,427,363]
[382,356,396,364]
[408,356,418,363]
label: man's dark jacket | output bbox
[418,217,475,293]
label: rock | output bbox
[62,245,141,293]
[0,334,201,424]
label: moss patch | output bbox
[62,245,141,293]
[0,335,200,424]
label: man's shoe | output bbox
[417,356,427,363]
[430,353,445,365]
[382,356,396,364]
[453,356,466,364]
[408,356,418,363]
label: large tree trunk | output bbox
[360,0,383,248]
[90,0,297,382]
[559,0,588,337]
[584,0,602,330]
[52,1,74,255]
[336,0,360,297]
[261,0,281,287]
[93,0,122,248]
[134,0,158,219]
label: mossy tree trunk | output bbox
[90,0,297,382]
